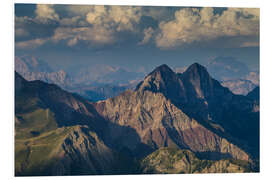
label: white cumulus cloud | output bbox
[52,27,115,47]
[35,4,59,21]
[155,7,259,49]
[138,27,155,45]
[85,5,142,32]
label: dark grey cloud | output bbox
[15,16,59,42]
[14,4,259,51]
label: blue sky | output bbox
[15,4,259,72]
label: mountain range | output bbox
[71,64,144,86]
[15,55,260,100]
[15,56,72,88]
[175,57,259,96]
[15,62,259,175]
[206,56,251,81]
[15,55,143,101]
[221,79,257,95]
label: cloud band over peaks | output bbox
[15,5,259,50]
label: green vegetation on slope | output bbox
[15,127,72,176]
[140,147,251,174]
[15,108,58,139]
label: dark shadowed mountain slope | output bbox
[15,72,138,176]
[179,62,229,101]
[135,64,187,104]
[247,86,260,102]
[15,61,259,175]
[179,64,259,160]
[95,63,259,168]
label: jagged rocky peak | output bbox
[135,64,186,102]
[182,63,211,81]
[149,64,174,76]
[180,62,225,99]
[140,64,177,85]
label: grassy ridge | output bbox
[15,127,73,176]
[16,108,58,139]
[140,147,251,174]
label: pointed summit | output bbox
[136,64,187,103]
[180,63,226,99]
[148,64,175,76]
[183,63,210,80]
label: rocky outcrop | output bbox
[140,147,250,174]
[51,126,119,175]
[95,63,255,161]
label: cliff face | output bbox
[96,89,249,161]
[95,63,257,162]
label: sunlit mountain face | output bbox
[14,4,259,176]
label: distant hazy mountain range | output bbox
[15,56,72,88]
[205,56,259,95]
[15,62,259,175]
[72,64,144,86]
[15,55,259,100]
[221,79,256,95]
[15,55,144,101]
[206,56,251,81]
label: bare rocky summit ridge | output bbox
[15,62,259,175]
[96,63,259,163]
[135,64,187,104]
